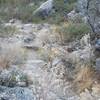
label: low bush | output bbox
[54,0,76,13]
[0,0,38,23]
[56,22,91,43]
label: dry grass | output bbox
[0,55,11,69]
[54,22,91,44]
[74,64,95,93]
[0,45,27,70]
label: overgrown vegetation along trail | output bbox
[0,0,100,99]
[0,20,99,100]
[20,23,79,100]
[0,21,81,100]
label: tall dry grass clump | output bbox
[54,22,91,44]
[0,44,26,70]
[74,64,95,93]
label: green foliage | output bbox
[0,0,77,24]
[0,0,38,22]
[57,22,91,42]
[48,0,77,24]
[0,0,32,5]
[14,6,37,23]
[54,0,76,13]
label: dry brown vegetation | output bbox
[74,64,95,93]
[54,22,91,44]
[0,45,26,70]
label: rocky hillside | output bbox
[0,0,76,23]
[0,0,100,100]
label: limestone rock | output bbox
[77,0,100,34]
[33,0,53,17]
[0,86,35,100]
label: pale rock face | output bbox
[80,34,90,47]
[0,86,35,100]
[77,0,88,15]
[67,9,88,23]
[67,10,79,20]
[77,0,100,34]
[77,0,100,64]
[34,0,53,17]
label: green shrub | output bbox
[56,22,91,42]
[54,0,76,13]
[13,6,37,23]
[0,0,32,5]
[0,0,38,23]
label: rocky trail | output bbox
[0,20,99,100]
[0,0,99,99]
[17,22,79,100]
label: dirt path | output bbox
[1,21,94,100]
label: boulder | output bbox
[0,86,35,100]
[87,0,100,34]
[33,0,53,18]
[67,10,84,23]
[77,0,100,62]
[23,34,36,44]
[77,0,100,34]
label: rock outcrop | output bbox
[77,0,100,34]
[0,66,34,100]
[77,0,100,61]
[33,0,53,18]
[0,86,35,100]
